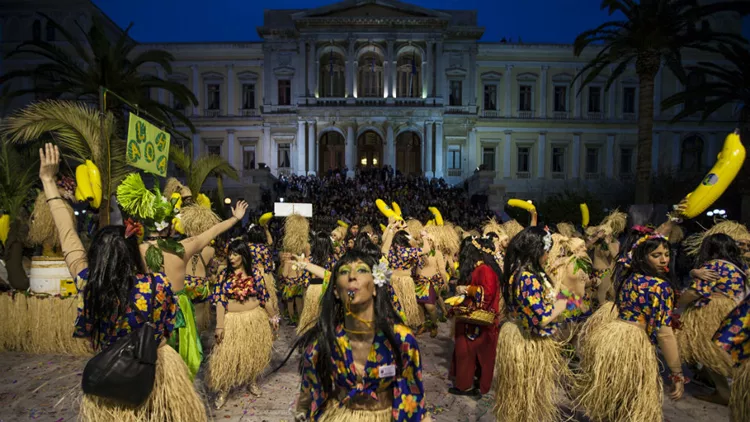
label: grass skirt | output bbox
[731,362,750,422]
[493,321,568,422]
[391,275,423,328]
[0,293,26,351]
[297,284,323,335]
[576,301,617,353]
[263,273,279,315]
[194,302,211,333]
[676,295,735,377]
[575,320,662,422]
[318,402,392,422]
[79,345,207,422]
[206,307,273,393]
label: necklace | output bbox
[344,327,375,335]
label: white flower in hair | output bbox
[542,227,553,252]
[154,220,170,232]
[372,260,391,287]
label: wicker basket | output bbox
[454,307,496,326]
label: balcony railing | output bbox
[623,112,636,121]
[317,97,347,106]
[267,105,297,113]
[517,110,534,119]
[447,168,462,177]
[516,171,531,179]
[482,110,501,118]
[394,97,425,106]
[445,105,472,114]
[356,98,386,106]
[204,108,222,117]
[586,111,603,120]
[239,108,259,117]
[553,111,569,119]
[584,172,601,180]
[551,172,566,179]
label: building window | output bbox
[623,87,636,114]
[242,145,256,170]
[588,86,602,113]
[686,71,707,110]
[448,145,461,169]
[519,85,532,112]
[45,21,55,41]
[207,84,221,110]
[552,146,566,174]
[620,147,634,174]
[397,53,422,98]
[449,80,462,106]
[278,80,291,106]
[321,52,346,97]
[32,20,41,41]
[482,146,495,171]
[242,84,255,109]
[207,145,221,156]
[358,53,383,97]
[585,147,600,174]
[483,84,497,110]
[681,135,704,172]
[517,146,531,173]
[553,86,567,112]
[278,144,291,168]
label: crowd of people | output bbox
[11,143,750,422]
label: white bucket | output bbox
[29,256,72,295]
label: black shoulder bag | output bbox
[81,275,160,406]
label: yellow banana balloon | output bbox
[428,207,444,226]
[391,202,403,217]
[170,193,183,211]
[507,198,536,212]
[375,199,402,221]
[337,220,350,229]
[75,164,94,202]
[681,129,746,219]
[259,212,274,227]
[172,215,185,234]
[196,193,212,209]
[74,187,85,202]
[426,220,435,226]
[380,224,387,233]
[580,203,590,228]
[86,160,102,208]
[0,214,9,245]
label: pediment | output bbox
[292,0,451,20]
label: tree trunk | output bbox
[635,62,658,204]
[3,238,28,290]
[99,196,110,226]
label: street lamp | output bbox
[224,198,231,205]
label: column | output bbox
[263,47,272,107]
[434,121,444,178]
[435,40,444,103]
[503,131,512,178]
[315,57,320,98]
[387,39,396,99]
[226,129,236,168]
[425,121,434,178]
[571,133,581,179]
[191,65,200,115]
[192,133,201,160]
[468,46,477,106]
[296,121,306,175]
[504,64,513,118]
[654,64,663,118]
[537,132,546,179]
[347,37,355,99]
[386,124,395,168]
[307,121,316,175]
[467,128,477,176]
[540,65,549,118]
[605,134,615,178]
[705,132,718,167]
[346,125,355,178]
[262,125,272,171]
[421,57,428,99]
[574,67,582,118]
[672,132,681,169]
[426,41,434,98]
[156,67,166,104]
[651,131,660,175]
[308,40,317,97]
[226,64,234,116]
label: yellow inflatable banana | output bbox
[376,199,402,221]
[75,164,94,202]
[426,220,435,226]
[86,160,102,208]
[391,202,403,218]
[259,212,274,227]
[74,187,85,202]
[580,203,590,228]
[0,214,9,245]
[507,198,536,212]
[428,207,444,226]
[337,220,350,229]
[172,215,185,234]
[170,193,183,211]
[196,193,212,209]
[681,129,746,219]
[380,224,387,233]
[445,295,465,306]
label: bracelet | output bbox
[556,289,583,312]
[669,373,688,384]
[270,315,281,324]
[46,196,63,203]
[215,327,224,330]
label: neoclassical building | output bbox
[0,0,739,201]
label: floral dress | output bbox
[388,247,421,271]
[211,269,270,311]
[689,259,747,307]
[300,324,427,421]
[508,271,561,337]
[713,295,750,366]
[617,273,674,345]
[73,269,177,349]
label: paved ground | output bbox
[0,322,730,422]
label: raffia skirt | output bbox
[78,345,207,422]
[731,361,750,422]
[575,320,662,422]
[318,402,392,422]
[206,306,273,393]
[297,283,323,335]
[391,275,423,328]
[676,294,736,377]
[263,273,279,315]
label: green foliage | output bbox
[157,238,184,258]
[145,244,164,273]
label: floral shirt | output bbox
[183,274,211,303]
[617,273,674,345]
[300,324,426,421]
[211,269,270,310]
[508,271,558,337]
[690,259,747,308]
[73,269,177,349]
[713,295,750,366]
[388,247,421,271]
[248,244,274,273]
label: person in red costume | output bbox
[448,236,502,397]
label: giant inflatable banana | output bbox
[392,202,403,218]
[376,199,402,221]
[87,160,102,208]
[580,203,590,228]
[75,164,94,202]
[74,160,103,208]
[428,207,444,226]
[681,129,746,219]
[507,198,536,212]
[259,212,274,227]
[0,214,10,245]
[196,193,212,209]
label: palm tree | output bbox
[0,13,198,132]
[169,144,239,203]
[661,43,750,221]
[572,0,750,204]
[1,100,130,226]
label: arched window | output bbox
[358,52,383,98]
[686,71,706,110]
[396,52,422,98]
[681,135,704,172]
[32,20,41,41]
[319,50,346,98]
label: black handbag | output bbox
[81,275,160,406]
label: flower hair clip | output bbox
[124,218,143,239]
[543,226,553,252]
[630,233,667,252]
[372,260,391,287]
[471,237,495,255]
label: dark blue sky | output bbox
[93,0,749,44]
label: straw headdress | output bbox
[684,220,750,256]
[586,209,627,239]
[425,223,461,258]
[482,218,506,238]
[163,177,184,199]
[501,220,524,240]
[556,222,578,238]
[180,204,221,237]
[405,219,424,241]
[283,214,310,255]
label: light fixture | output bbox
[527,200,533,204]
[361,158,367,165]
[81,210,86,214]
[280,197,285,203]
[373,158,378,165]
[74,211,80,216]
[707,211,714,217]
[224,198,231,205]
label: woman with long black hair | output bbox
[285,249,431,421]
[493,226,580,422]
[448,236,501,397]
[675,233,748,405]
[207,237,280,408]
[576,233,684,422]
[297,230,337,335]
[38,144,211,421]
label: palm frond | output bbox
[187,155,239,195]
[169,144,193,175]
[0,139,38,220]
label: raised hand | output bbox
[39,143,60,183]
[231,200,248,220]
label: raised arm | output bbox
[265,226,273,246]
[180,201,248,260]
[39,144,87,278]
